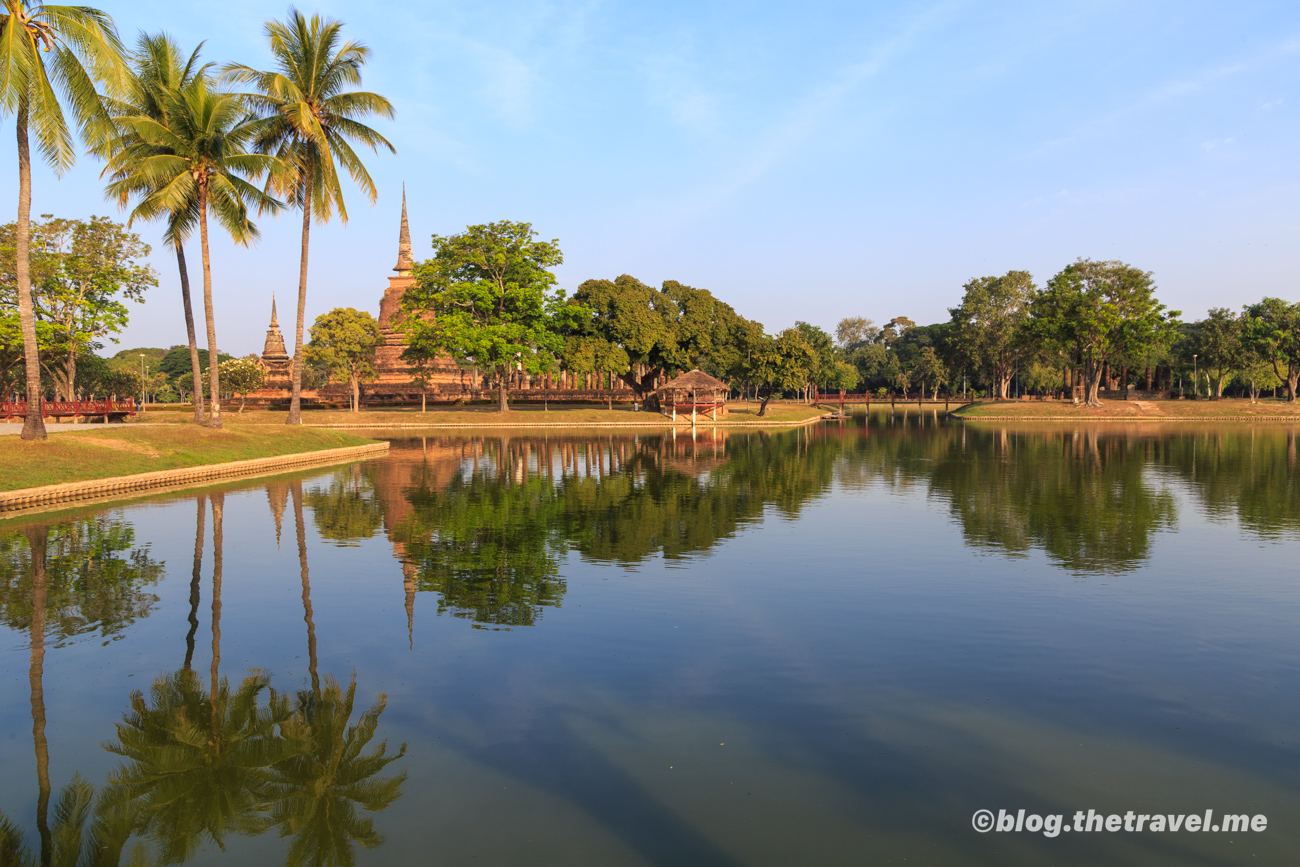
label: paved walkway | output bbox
[0,422,172,435]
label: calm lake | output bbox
[2,414,1298,865]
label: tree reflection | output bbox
[386,430,841,628]
[260,675,407,866]
[925,427,1177,573]
[304,467,384,547]
[1156,428,1300,540]
[0,518,164,646]
[397,466,567,629]
[0,518,162,867]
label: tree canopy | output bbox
[400,220,570,412]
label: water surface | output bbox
[2,415,1297,865]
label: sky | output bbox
[3,0,1298,357]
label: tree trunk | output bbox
[185,496,205,670]
[287,177,312,425]
[176,244,205,424]
[498,371,509,412]
[26,525,51,861]
[1084,359,1105,407]
[59,351,77,403]
[421,390,426,413]
[210,492,224,740]
[351,375,360,413]
[758,392,773,416]
[198,188,222,428]
[15,99,46,440]
[292,482,320,698]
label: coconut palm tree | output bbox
[104,77,283,429]
[223,8,395,426]
[100,33,210,425]
[0,1,127,440]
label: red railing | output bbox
[1,400,136,420]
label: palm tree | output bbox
[223,8,395,426]
[104,77,283,429]
[100,33,210,425]
[0,1,127,440]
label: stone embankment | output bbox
[0,442,389,513]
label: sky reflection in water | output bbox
[1,415,1298,865]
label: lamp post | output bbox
[1192,354,1198,400]
[139,354,146,413]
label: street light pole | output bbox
[1192,354,1198,400]
[139,354,146,413]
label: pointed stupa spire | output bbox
[403,560,416,649]
[393,184,413,274]
[270,292,279,328]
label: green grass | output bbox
[207,402,827,426]
[951,397,1300,419]
[0,425,377,492]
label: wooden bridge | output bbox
[1,400,136,423]
[814,393,973,410]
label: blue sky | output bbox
[3,0,1297,356]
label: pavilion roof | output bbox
[658,369,729,391]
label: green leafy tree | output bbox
[224,9,395,427]
[306,307,380,412]
[400,220,569,413]
[910,346,948,400]
[824,360,860,395]
[1184,307,1243,398]
[744,328,814,416]
[566,274,669,406]
[949,270,1035,400]
[1027,259,1180,407]
[1,216,156,400]
[794,321,834,400]
[219,355,266,412]
[835,316,881,351]
[0,0,128,439]
[1242,297,1300,402]
[567,275,747,410]
[103,75,283,429]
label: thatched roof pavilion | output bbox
[657,369,730,420]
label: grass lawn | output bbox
[179,401,827,427]
[952,398,1300,419]
[0,424,377,492]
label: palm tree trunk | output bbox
[15,100,47,441]
[176,244,205,424]
[291,481,320,698]
[198,189,222,429]
[210,492,223,738]
[185,496,205,670]
[287,181,312,426]
[24,525,51,867]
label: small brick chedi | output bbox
[253,192,487,406]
